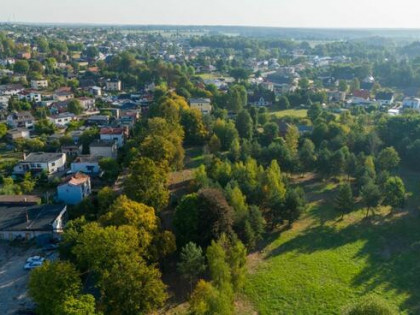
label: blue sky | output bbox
[0,0,419,28]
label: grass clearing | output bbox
[270,108,308,119]
[245,171,420,314]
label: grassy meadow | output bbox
[245,170,420,314]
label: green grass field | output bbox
[245,171,420,314]
[270,108,308,119]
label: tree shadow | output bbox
[265,212,420,312]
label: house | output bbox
[349,89,371,105]
[189,98,212,114]
[0,204,67,241]
[78,97,95,110]
[0,84,24,96]
[13,152,66,175]
[17,52,31,60]
[90,140,118,159]
[57,173,91,205]
[7,111,35,129]
[86,115,110,126]
[100,127,126,148]
[106,79,122,91]
[61,145,83,158]
[0,195,41,206]
[90,86,102,96]
[30,79,48,90]
[71,155,101,174]
[375,92,394,106]
[402,97,420,110]
[48,112,77,127]
[18,90,42,102]
[328,91,346,102]
[6,128,30,141]
[54,90,74,102]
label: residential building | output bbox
[48,112,77,127]
[7,111,35,129]
[189,98,212,114]
[106,79,122,91]
[0,195,41,206]
[57,173,91,205]
[18,90,42,102]
[0,84,24,96]
[402,97,420,110]
[90,86,102,96]
[90,140,118,159]
[78,97,95,110]
[61,145,83,158]
[6,128,30,141]
[30,79,48,90]
[376,92,394,106]
[13,152,66,175]
[71,155,101,174]
[0,204,67,241]
[86,115,110,125]
[100,127,126,148]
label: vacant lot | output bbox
[0,242,39,314]
[270,108,308,118]
[245,170,420,314]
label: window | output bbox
[52,162,56,166]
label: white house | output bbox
[0,204,67,241]
[189,98,212,114]
[71,155,101,174]
[48,112,77,127]
[7,112,35,129]
[0,84,24,96]
[100,127,126,148]
[90,86,102,96]
[78,97,95,110]
[106,79,122,91]
[402,97,420,110]
[30,79,48,90]
[57,173,91,205]
[6,128,30,141]
[13,152,66,175]
[18,90,42,102]
[376,92,394,106]
[90,140,118,159]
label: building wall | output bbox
[57,184,84,204]
[100,134,124,147]
[71,162,100,174]
[90,146,117,158]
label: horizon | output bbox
[2,0,420,29]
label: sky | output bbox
[1,0,420,29]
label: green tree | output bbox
[28,261,84,315]
[208,134,222,154]
[383,176,405,212]
[335,183,354,219]
[235,110,253,140]
[0,123,7,138]
[307,103,322,122]
[67,99,84,115]
[350,78,360,92]
[343,295,398,315]
[285,125,299,158]
[361,181,381,217]
[61,294,96,315]
[177,242,206,292]
[338,80,348,92]
[377,147,400,172]
[20,172,35,193]
[124,157,169,211]
[299,139,317,173]
[14,60,30,74]
[278,96,290,109]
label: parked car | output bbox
[24,261,44,270]
[26,256,45,264]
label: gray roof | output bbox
[24,152,65,163]
[90,140,115,148]
[190,98,211,104]
[0,204,66,232]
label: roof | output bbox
[190,98,211,104]
[0,195,41,206]
[100,127,124,135]
[90,139,116,148]
[24,152,65,163]
[73,155,101,163]
[376,92,394,101]
[60,172,90,186]
[353,89,370,99]
[0,204,66,232]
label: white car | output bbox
[24,261,44,270]
[26,256,45,264]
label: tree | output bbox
[28,261,84,315]
[208,134,221,154]
[20,172,35,193]
[307,103,322,122]
[338,80,348,92]
[361,181,381,217]
[299,139,317,173]
[67,99,84,115]
[189,280,232,315]
[61,294,96,315]
[285,125,299,158]
[124,157,169,211]
[97,186,117,215]
[235,110,253,140]
[350,78,360,92]
[177,242,206,292]
[14,60,29,74]
[377,147,400,172]
[0,123,7,138]
[278,96,290,109]
[99,157,120,183]
[227,85,247,113]
[383,176,405,212]
[335,183,354,219]
[206,239,231,288]
[181,109,208,145]
[35,119,56,135]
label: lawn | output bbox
[245,171,420,314]
[270,108,308,119]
